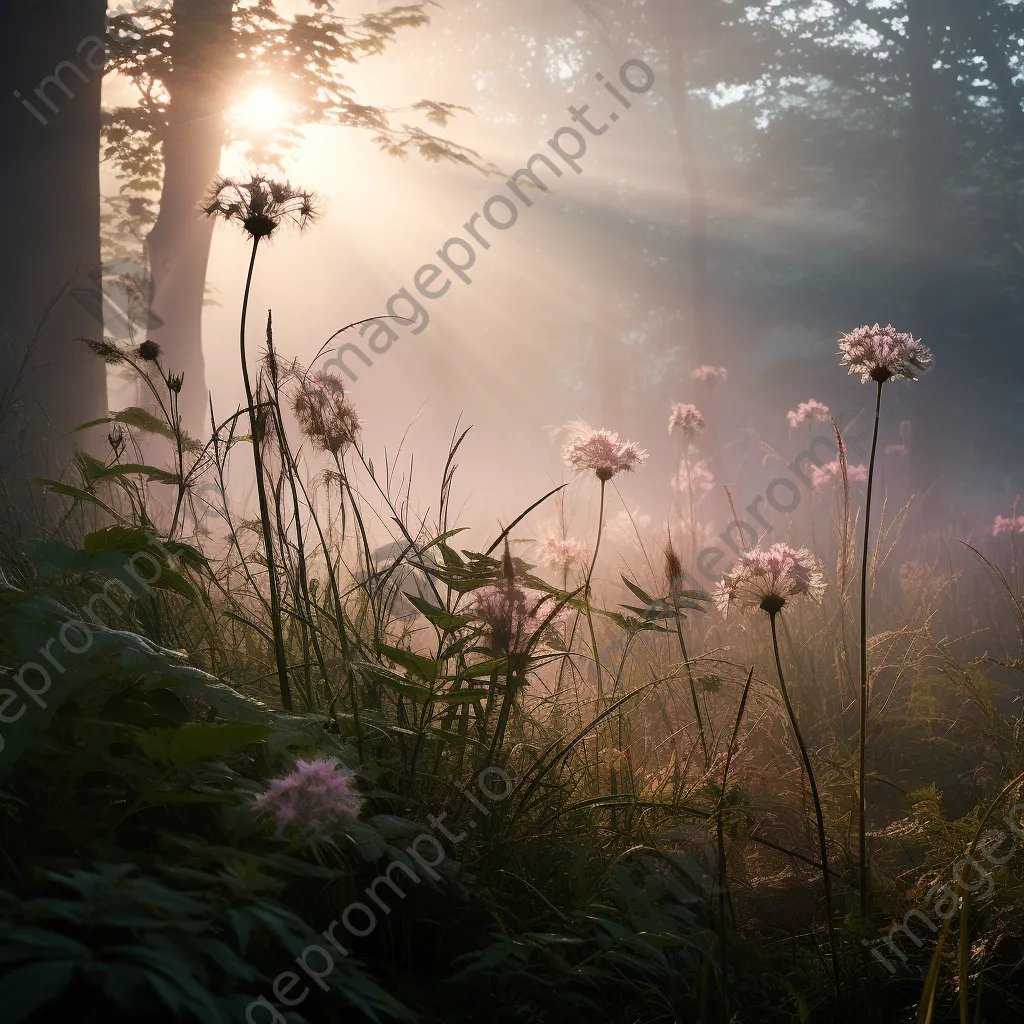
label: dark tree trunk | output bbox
[0,0,108,477]
[146,0,234,435]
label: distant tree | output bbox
[104,0,485,431]
[0,0,109,475]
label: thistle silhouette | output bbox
[204,175,321,713]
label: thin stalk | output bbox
[584,479,607,774]
[238,236,291,711]
[858,379,884,917]
[672,603,708,768]
[769,610,841,1005]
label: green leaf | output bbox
[404,592,471,632]
[0,960,78,1023]
[376,643,438,683]
[27,479,119,519]
[101,463,181,486]
[135,721,273,767]
[621,575,656,605]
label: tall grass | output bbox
[2,195,1023,1023]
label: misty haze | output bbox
[1,2,1023,1022]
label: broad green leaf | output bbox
[135,721,273,767]
[376,642,437,683]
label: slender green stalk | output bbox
[672,603,708,768]
[238,236,292,711]
[858,379,883,917]
[769,611,841,1005]
[583,480,607,774]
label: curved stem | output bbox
[858,379,883,917]
[769,611,841,1005]
[239,236,292,711]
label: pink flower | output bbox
[253,758,362,838]
[562,428,649,482]
[691,365,728,386]
[537,536,588,574]
[673,457,715,496]
[787,399,830,430]
[993,515,1024,537]
[810,461,867,487]
[471,581,564,653]
[838,324,933,384]
[669,403,705,439]
[714,543,826,616]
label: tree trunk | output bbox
[0,0,108,478]
[146,0,235,435]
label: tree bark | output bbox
[146,0,235,435]
[0,0,108,478]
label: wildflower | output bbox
[292,370,361,454]
[810,461,867,487]
[669,403,705,439]
[471,580,562,654]
[138,340,161,362]
[203,174,319,241]
[604,507,652,549]
[561,427,648,482]
[78,336,126,365]
[787,399,830,430]
[672,457,715,495]
[838,324,933,384]
[692,365,728,386]
[899,560,935,597]
[537,536,588,574]
[993,515,1024,537]
[252,757,362,838]
[714,543,825,617]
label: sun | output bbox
[229,86,293,135]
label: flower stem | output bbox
[769,611,841,1004]
[672,606,708,768]
[858,379,883,918]
[584,480,606,778]
[239,236,292,712]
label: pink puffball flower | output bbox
[471,580,565,654]
[673,457,715,496]
[811,461,867,487]
[691,365,728,386]
[253,757,362,839]
[537,536,588,575]
[787,399,830,430]
[993,515,1024,537]
[839,324,933,384]
[561,428,649,482]
[714,543,826,617]
[669,403,705,440]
